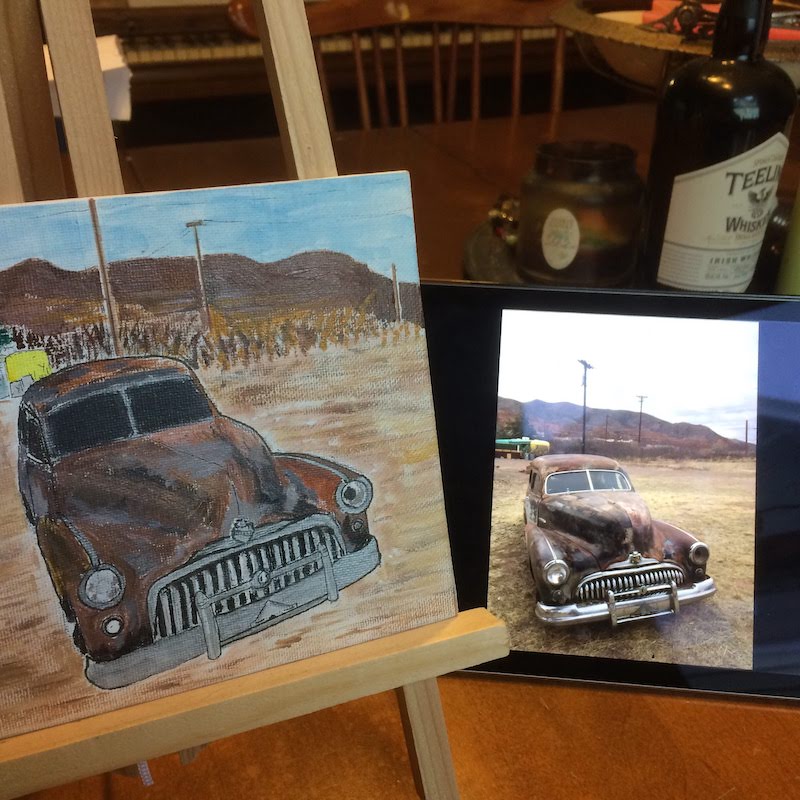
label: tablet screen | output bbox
[422,281,800,699]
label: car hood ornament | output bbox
[230,517,255,544]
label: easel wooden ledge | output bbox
[0,2,509,798]
[0,609,508,799]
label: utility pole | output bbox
[186,220,211,333]
[89,198,122,357]
[578,359,593,454]
[636,395,647,448]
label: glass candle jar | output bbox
[516,141,644,288]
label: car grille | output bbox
[152,524,344,639]
[576,565,686,604]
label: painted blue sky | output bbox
[0,172,421,283]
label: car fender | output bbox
[651,518,704,563]
[36,517,95,603]
[275,453,365,511]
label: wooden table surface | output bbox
[27,102,800,799]
[121,102,800,283]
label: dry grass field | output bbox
[488,457,755,670]
[0,329,457,740]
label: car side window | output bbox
[17,406,28,448]
[25,414,49,464]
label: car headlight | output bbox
[688,542,710,566]
[79,566,125,609]
[544,559,570,587]
[335,476,373,514]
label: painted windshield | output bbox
[48,377,212,456]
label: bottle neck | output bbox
[712,0,771,61]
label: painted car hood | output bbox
[51,416,298,575]
[541,490,654,563]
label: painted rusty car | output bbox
[523,454,715,626]
[17,356,380,688]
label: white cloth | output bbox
[45,35,132,122]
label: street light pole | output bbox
[578,359,593,454]
[637,394,647,449]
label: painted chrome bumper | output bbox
[85,537,380,689]
[535,576,716,626]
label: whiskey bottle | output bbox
[638,0,796,292]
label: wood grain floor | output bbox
[20,672,800,800]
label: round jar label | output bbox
[541,208,580,270]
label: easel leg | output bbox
[396,679,460,800]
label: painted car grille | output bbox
[576,565,686,604]
[152,525,344,639]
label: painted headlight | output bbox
[689,542,710,566]
[79,566,125,609]
[544,559,570,587]
[335,476,373,514]
[103,617,123,636]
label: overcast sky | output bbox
[498,309,759,441]
[0,172,421,284]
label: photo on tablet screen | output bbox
[488,309,759,671]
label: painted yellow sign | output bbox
[5,350,51,384]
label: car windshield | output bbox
[48,376,213,457]
[128,377,212,434]
[545,469,631,495]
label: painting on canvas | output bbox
[0,172,456,739]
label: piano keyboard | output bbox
[122,26,557,66]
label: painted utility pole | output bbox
[88,198,122,357]
[186,220,211,333]
[578,359,593,454]
[391,263,403,323]
[637,395,647,448]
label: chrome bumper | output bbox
[535,576,716,626]
[85,537,380,689]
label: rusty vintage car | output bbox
[524,454,715,626]
[17,356,380,688]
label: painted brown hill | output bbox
[0,258,102,331]
[0,250,421,331]
[200,251,423,323]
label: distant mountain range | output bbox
[497,397,749,456]
[0,250,421,332]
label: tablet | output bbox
[421,280,800,700]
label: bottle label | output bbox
[657,132,789,292]
[541,208,580,270]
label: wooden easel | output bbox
[0,1,509,798]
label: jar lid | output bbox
[535,141,637,182]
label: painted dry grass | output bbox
[0,330,456,740]
[487,457,754,670]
